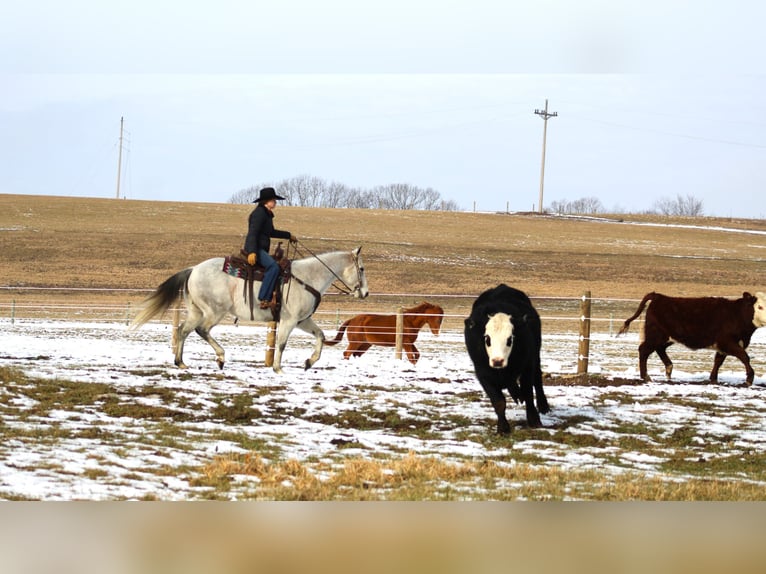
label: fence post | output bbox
[11,299,15,324]
[577,291,592,374]
[171,307,180,350]
[395,307,404,360]
[265,321,277,367]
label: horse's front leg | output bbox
[403,343,420,365]
[272,318,297,374]
[297,317,325,370]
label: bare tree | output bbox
[653,194,704,216]
[344,188,375,209]
[228,175,458,211]
[323,180,349,208]
[547,196,604,214]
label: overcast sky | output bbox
[2,1,766,217]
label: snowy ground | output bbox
[1,317,766,500]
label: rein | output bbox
[290,240,362,296]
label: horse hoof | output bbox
[304,360,313,371]
[217,360,225,370]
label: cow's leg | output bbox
[493,396,511,434]
[637,342,653,382]
[520,375,542,428]
[533,364,550,414]
[480,381,510,434]
[715,343,754,386]
[710,352,727,384]
[655,343,673,379]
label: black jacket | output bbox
[244,204,291,254]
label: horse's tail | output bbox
[130,268,192,329]
[323,318,351,346]
[617,292,655,336]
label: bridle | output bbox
[290,241,365,297]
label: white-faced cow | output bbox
[464,284,550,434]
[618,291,766,386]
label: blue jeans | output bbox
[257,248,279,301]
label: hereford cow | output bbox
[618,291,766,385]
[464,284,550,434]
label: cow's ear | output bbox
[744,291,752,298]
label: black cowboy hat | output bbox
[253,187,285,203]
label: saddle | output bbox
[223,242,292,320]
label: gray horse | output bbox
[130,247,368,373]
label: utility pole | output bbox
[115,116,124,199]
[534,100,557,214]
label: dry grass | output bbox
[2,193,765,312]
[197,450,766,501]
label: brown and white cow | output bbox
[618,291,766,386]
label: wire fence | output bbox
[2,286,766,379]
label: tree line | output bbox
[229,174,460,211]
[229,174,705,217]
[548,193,705,217]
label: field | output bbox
[2,194,766,500]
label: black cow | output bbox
[464,284,550,434]
[618,291,766,386]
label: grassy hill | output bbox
[2,193,765,323]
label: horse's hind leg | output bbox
[174,307,202,369]
[195,326,226,370]
[175,301,225,369]
[344,342,371,359]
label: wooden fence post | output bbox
[171,307,180,349]
[265,321,277,367]
[577,291,592,374]
[395,307,404,360]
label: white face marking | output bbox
[753,292,766,328]
[484,313,514,369]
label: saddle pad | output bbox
[223,256,267,282]
[222,256,247,279]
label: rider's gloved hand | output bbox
[247,252,256,265]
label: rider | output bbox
[244,187,297,309]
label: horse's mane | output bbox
[404,301,443,315]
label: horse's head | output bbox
[403,301,444,334]
[425,303,444,335]
[347,246,369,299]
